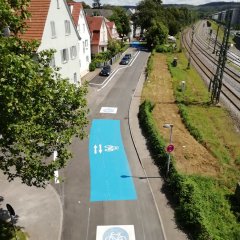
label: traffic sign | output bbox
[166,144,174,153]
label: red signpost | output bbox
[166,144,174,153]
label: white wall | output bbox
[76,7,91,77]
[99,21,108,51]
[38,0,81,85]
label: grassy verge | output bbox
[168,51,240,188]
[139,51,240,239]
[0,220,28,240]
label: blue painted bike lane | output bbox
[89,119,137,202]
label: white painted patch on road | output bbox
[100,107,118,114]
[96,225,136,240]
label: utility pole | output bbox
[187,25,195,69]
[209,10,232,104]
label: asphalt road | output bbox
[56,49,165,240]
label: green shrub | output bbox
[89,62,96,71]
[138,100,240,240]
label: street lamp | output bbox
[163,123,174,176]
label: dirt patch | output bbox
[143,54,220,177]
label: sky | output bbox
[80,0,238,7]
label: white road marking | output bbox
[100,107,118,114]
[96,225,136,240]
[97,51,141,92]
[85,208,91,240]
[53,150,60,184]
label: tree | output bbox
[145,20,168,48]
[0,0,89,187]
[109,7,131,40]
[135,0,164,31]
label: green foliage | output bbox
[107,39,121,56]
[138,99,240,240]
[155,44,175,53]
[0,220,27,240]
[89,61,96,71]
[145,20,168,48]
[146,55,153,78]
[0,0,89,186]
[109,7,131,39]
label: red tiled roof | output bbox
[86,16,103,33]
[86,16,104,45]
[20,0,51,41]
[67,1,82,26]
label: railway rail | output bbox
[182,22,240,114]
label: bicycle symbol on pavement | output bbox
[103,227,129,240]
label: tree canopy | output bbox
[0,0,89,187]
[109,7,131,40]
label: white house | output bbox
[68,2,91,77]
[86,16,109,54]
[20,0,82,85]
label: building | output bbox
[68,1,91,77]
[20,0,81,85]
[86,16,109,54]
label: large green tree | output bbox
[0,0,88,187]
[109,7,131,40]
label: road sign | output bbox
[167,144,174,153]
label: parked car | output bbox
[120,57,129,65]
[99,65,111,76]
[124,53,132,59]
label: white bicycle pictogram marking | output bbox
[104,145,119,152]
[104,232,127,240]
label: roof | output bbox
[20,0,51,41]
[86,16,105,45]
[67,1,83,26]
[84,9,113,18]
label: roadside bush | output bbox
[155,44,174,53]
[89,62,96,71]
[138,100,240,239]
[146,55,153,78]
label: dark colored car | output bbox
[99,65,111,76]
[124,53,132,59]
[120,57,129,65]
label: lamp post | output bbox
[163,123,174,176]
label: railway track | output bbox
[182,22,240,114]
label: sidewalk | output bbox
[0,172,62,240]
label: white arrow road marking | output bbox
[94,144,98,154]
[99,144,102,154]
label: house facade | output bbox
[105,20,119,40]
[20,0,81,85]
[68,2,91,77]
[86,16,109,54]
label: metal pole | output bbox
[187,25,194,69]
[213,25,220,54]
[166,125,173,176]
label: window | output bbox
[50,21,56,38]
[64,20,71,35]
[49,56,55,67]
[85,40,88,48]
[83,41,85,54]
[56,0,60,9]
[86,56,89,62]
[61,48,69,63]
[70,46,77,59]
[73,72,78,84]
[101,47,104,52]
